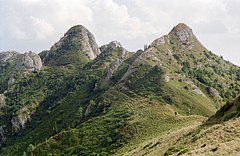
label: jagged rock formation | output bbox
[0,51,20,63]
[98,41,132,80]
[0,51,43,89]
[0,23,240,156]
[41,25,100,66]
[168,23,196,43]
[150,35,170,47]
[100,41,127,57]
[16,51,42,71]
[151,23,199,48]
[106,58,122,79]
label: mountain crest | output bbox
[100,41,128,57]
[0,51,20,63]
[108,41,123,49]
[41,25,100,66]
[168,23,196,43]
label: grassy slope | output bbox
[206,95,240,124]
[119,116,205,156]
[129,96,240,156]
[26,63,217,155]
[1,25,240,156]
[163,96,240,156]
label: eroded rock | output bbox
[150,35,167,47]
[0,94,6,107]
[100,41,127,58]
[42,25,100,65]
[16,51,42,71]
[106,58,122,79]
[207,87,222,99]
[0,125,6,142]
[0,51,20,63]
[11,102,38,132]
[168,23,196,43]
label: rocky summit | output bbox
[0,23,239,156]
[169,23,196,42]
[41,25,100,66]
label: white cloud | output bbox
[11,26,29,39]
[85,0,156,49]
[30,16,54,39]
[0,0,239,65]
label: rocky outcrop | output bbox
[106,58,122,79]
[150,35,170,47]
[168,23,196,43]
[207,87,222,99]
[100,41,127,58]
[65,25,100,59]
[7,73,15,89]
[164,74,171,82]
[99,41,132,80]
[16,51,42,71]
[186,80,206,97]
[42,25,100,66]
[0,125,6,142]
[0,51,20,63]
[11,102,38,132]
[0,94,6,107]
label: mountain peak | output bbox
[168,23,196,43]
[65,25,88,36]
[42,24,100,66]
[99,41,131,59]
[171,23,191,32]
[100,41,124,53]
[108,41,123,48]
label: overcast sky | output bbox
[0,0,240,65]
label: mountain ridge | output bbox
[0,23,239,156]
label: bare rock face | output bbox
[100,41,132,80]
[0,94,5,107]
[11,102,38,132]
[63,25,100,59]
[0,125,6,142]
[100,41,127,58]
[16,51,42,71]
[0,51,20,63]
[186,80,206,97]
[207,87,222,99]
[150,23,197,48]
[106,58,122,79]
[150,35,170,47]
[168,23,196,43]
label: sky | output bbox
[0,0,240,66]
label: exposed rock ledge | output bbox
[16,51,42,71]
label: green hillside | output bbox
[0,23,239,156]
